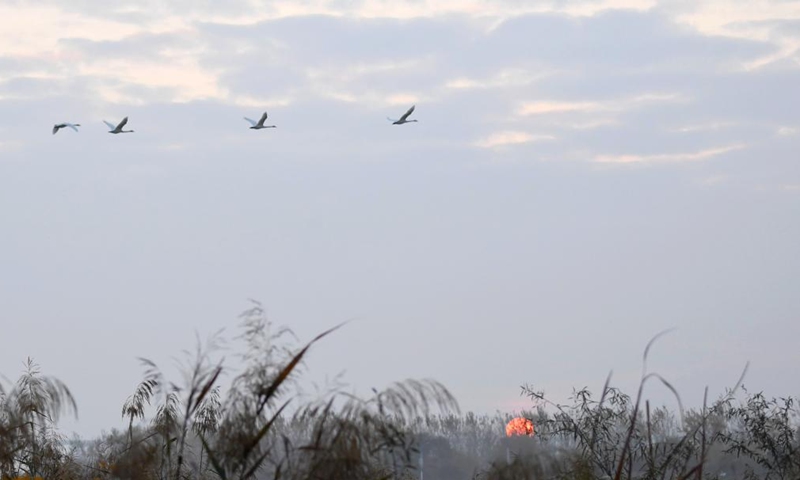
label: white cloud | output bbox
[0,6,142,57]
[231,94,295,108]
[519,100,603,116]
[674,1,800,40]
[193,0,656,22]
[672,1,800,70]
[0,139,26,154]
[776,126,799,137]
[697,174,729,187]
[742,43,800,71]
[312,88,422,107]
[384,93,421,106]
[670,121,738,133]
[518,92,685,116]
[552,119,621,130]
[444,68,555,90]
[295,59,431,107]
[474,131,556,148]
[593,144,746,164]
[306,59,426,84]
[79,57,223,103]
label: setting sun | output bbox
[505,417,534,437]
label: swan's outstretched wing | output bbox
[398,105,415,122]
[52,125,60,135]
[67,124,79,132]
[243,117,257,126]
[257,111,268,126]
[387,117,398,122]
[103,120,116,131]
[116,117,129,130]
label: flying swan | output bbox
[52,123,80,135]
[103,117,134,134]
[244,112,276,130]
[388,105,418,125]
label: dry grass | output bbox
[1,311,798,480]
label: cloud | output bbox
[231,94,295,109]
[73,0,657,23]
[593,144,746,164]
[551,119,621,130]
[519,101,603,115]
[697,174,730,187]
[306,59,425,84]
[673,1,800,39]
[0,5,143,57]
[0,139,25,154]
[670,1,800,70]
[0,1,792,174]
[444,68,554,90]
[474,131,556,148]
[518,92,684,116]
[483,9,774,74]
[0,1,776,110]
[311,89,423,108]
[79,58,222,104]
[776,126,799,136]
[669,121,739,133]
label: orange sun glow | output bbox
[505,417,534,437]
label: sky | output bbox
[0,0,799,437]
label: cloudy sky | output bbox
[1,0,799,437]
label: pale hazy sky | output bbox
[0,0,799,437]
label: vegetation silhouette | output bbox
[1,308,798,480]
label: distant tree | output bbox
[717,388,800,479]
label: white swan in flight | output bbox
[103,117,134,134]
[52,123,80,135]
[244,112,276,130]
[388,105,418,125]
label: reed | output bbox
[1,310,797,480]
